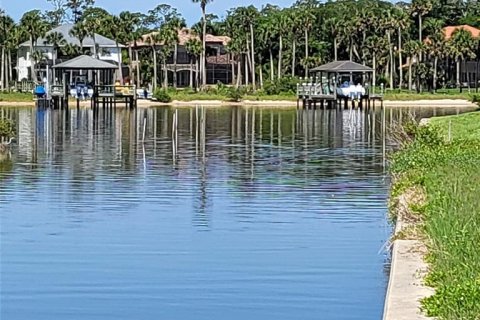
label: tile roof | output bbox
[443,25,480,39]
[133,28,230,47]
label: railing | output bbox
[50,85,64,96]
[95,85,136,97]
[8,80,35,93]
[297,83,333,97]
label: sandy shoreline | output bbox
[0,98,477,108]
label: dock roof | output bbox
[311,61,373,73]
[53,55,117,70]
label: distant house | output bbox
[132,28,232,87]
[17,24,124,82]
[441,25,480,87]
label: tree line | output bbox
[1,0,480,92]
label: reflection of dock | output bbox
[296,60,383,110]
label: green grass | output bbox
[0,92,34,102]
[430,112,480,140]
[391,111,480,319]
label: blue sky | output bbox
[2,0,295,24]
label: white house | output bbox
[17,24,123,81]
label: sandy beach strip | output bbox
[0,98,477,108]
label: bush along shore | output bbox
[389,111,480,319]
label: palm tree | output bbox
[258,11,278,81]
[0,12,15,90]
[145,32,161,90]
[287,8,302,77]
[238,6,259,89]
[81,7,109,59]
[44,32,67,67]
[166,17,185,89]
[275,9,290,79]
[101,14,126,84]
[449,28,477,91]
[192,0,213,89]
[185,38,202,89]
[364,35,388,89]
[298,3,316,77]
[380,10,396,90]
[404,40,423,91]
[19,10,48,81]
[62,43,81,56]
[157,24,178,89]
[69,21,88,52]
[325,17,340,61]
[31,50,48,79]
[118,11,143,84]
[411,0,433,43]
[394,7,410,89]
[424,18,445,92]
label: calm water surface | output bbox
[0,106,468,319]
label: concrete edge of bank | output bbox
[382,220,434,320]
[383,117,435,320]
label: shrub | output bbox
[226,87,245,102]
[0,118,15,139]
[153,88,172,103]
[263,76,300,95]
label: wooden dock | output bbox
[296,82,384,110]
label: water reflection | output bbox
[0,105,471,320]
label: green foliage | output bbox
[225,87,245,102]
[391,111,480,319]
[0,119,16,139]
[153,88,172,103]
[263,77,299,95]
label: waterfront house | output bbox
[17,24,124,82]
[442,25,480,88]
[132,28,232,87]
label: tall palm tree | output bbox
[44,32,67,67]
[404,40,423,91]
[157,24,178,89]
[297,3,316,77]
[69,21,88,52]
[81,7,109,59]
[192,0,213,89]
[19,10,48,81]
[118,11,143,84]
[424,18,445,91]
[394,7,410,89]
[145,32,162,90]
[238,6,259,89]
[449,28,477,91]
[258,11,278,81]
[275,9,290,79]
[411,0,433,45]
[185,38,202,89]
[325,17,340,61]
[166,17,185,89]
[287,8,302,77]
[0,12,15,90]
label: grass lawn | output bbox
[0,92,34,102]
[383,88,476,101]
[430,111,480,140]
[391,110,480,319]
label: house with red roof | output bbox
[131,28,233,88]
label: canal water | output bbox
[0,106,467,319]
